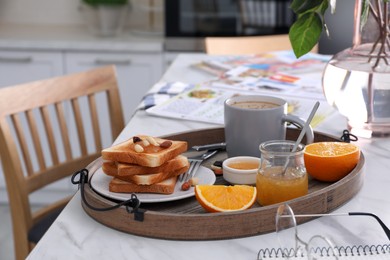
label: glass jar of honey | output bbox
[256,140,308,206]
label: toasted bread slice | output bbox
[102,155,189,177]
[102,135,187,167]
[116,164,189,185]
[109,176,177,194]
[102,161,118,176]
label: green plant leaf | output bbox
[290,0,325,14]
[289,12,323,58]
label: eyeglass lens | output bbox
[276,204,338,259]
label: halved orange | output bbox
[195,185,257,213]
[304,142,360,182]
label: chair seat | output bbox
[28,207,64,244]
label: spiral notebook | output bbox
[257,244,390,259]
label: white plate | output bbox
[90,166,216,203]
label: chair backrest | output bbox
[205,35,291,55]
[204,35,318,55]
[0,66,124,260]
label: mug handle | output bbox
[282,114,314,144]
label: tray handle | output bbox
[71,169,145,222]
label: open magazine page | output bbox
[145,84,335,128]
[146,84,231,125]
[192,52,289,74]
[209,51,331,100]
[193,50,330,76]
[191,54,266,75]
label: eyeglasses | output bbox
[274,204,339,259]
[258,204,390,260]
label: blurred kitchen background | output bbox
[0,0,354,53]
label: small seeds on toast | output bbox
[160,140,172,148]
[133,136,142,143]
[131,136,173,153]
[134,144,144,153]
[146,136,159,146]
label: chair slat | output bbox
[71,98,87,156]
[40,107,59,165]
[106,88,125,140]
[26,110,46,171]
[55,102,72,160]
[88,94,102,151]
[10,114,34,176]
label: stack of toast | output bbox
[102,135,189,194]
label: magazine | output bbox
[145,84,335,128]
[192,51,331,100]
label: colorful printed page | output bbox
[213,51,331,100]
[194,51,330,73]
[145,84,335,128]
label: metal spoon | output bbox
[282,101,320,174]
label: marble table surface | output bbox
[27,54,390,259]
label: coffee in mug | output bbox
[224,95,314,157]
[230,101,279,110]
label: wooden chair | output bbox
[0,66,125,260]
[204,35,318,55]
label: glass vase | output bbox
[322,0,390,137]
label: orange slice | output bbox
[195,185,257,213]
[304,142,360,182]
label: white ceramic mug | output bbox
[224,95,314,157]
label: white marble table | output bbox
[27,54,390,259]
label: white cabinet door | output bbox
[65,51,164,123]
[0,50,63,87]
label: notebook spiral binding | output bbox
[257,244,390,259]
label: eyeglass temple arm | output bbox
[349,212,390,241]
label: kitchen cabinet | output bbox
[0,50,63,87]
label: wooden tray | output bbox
[82,127,364,240]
